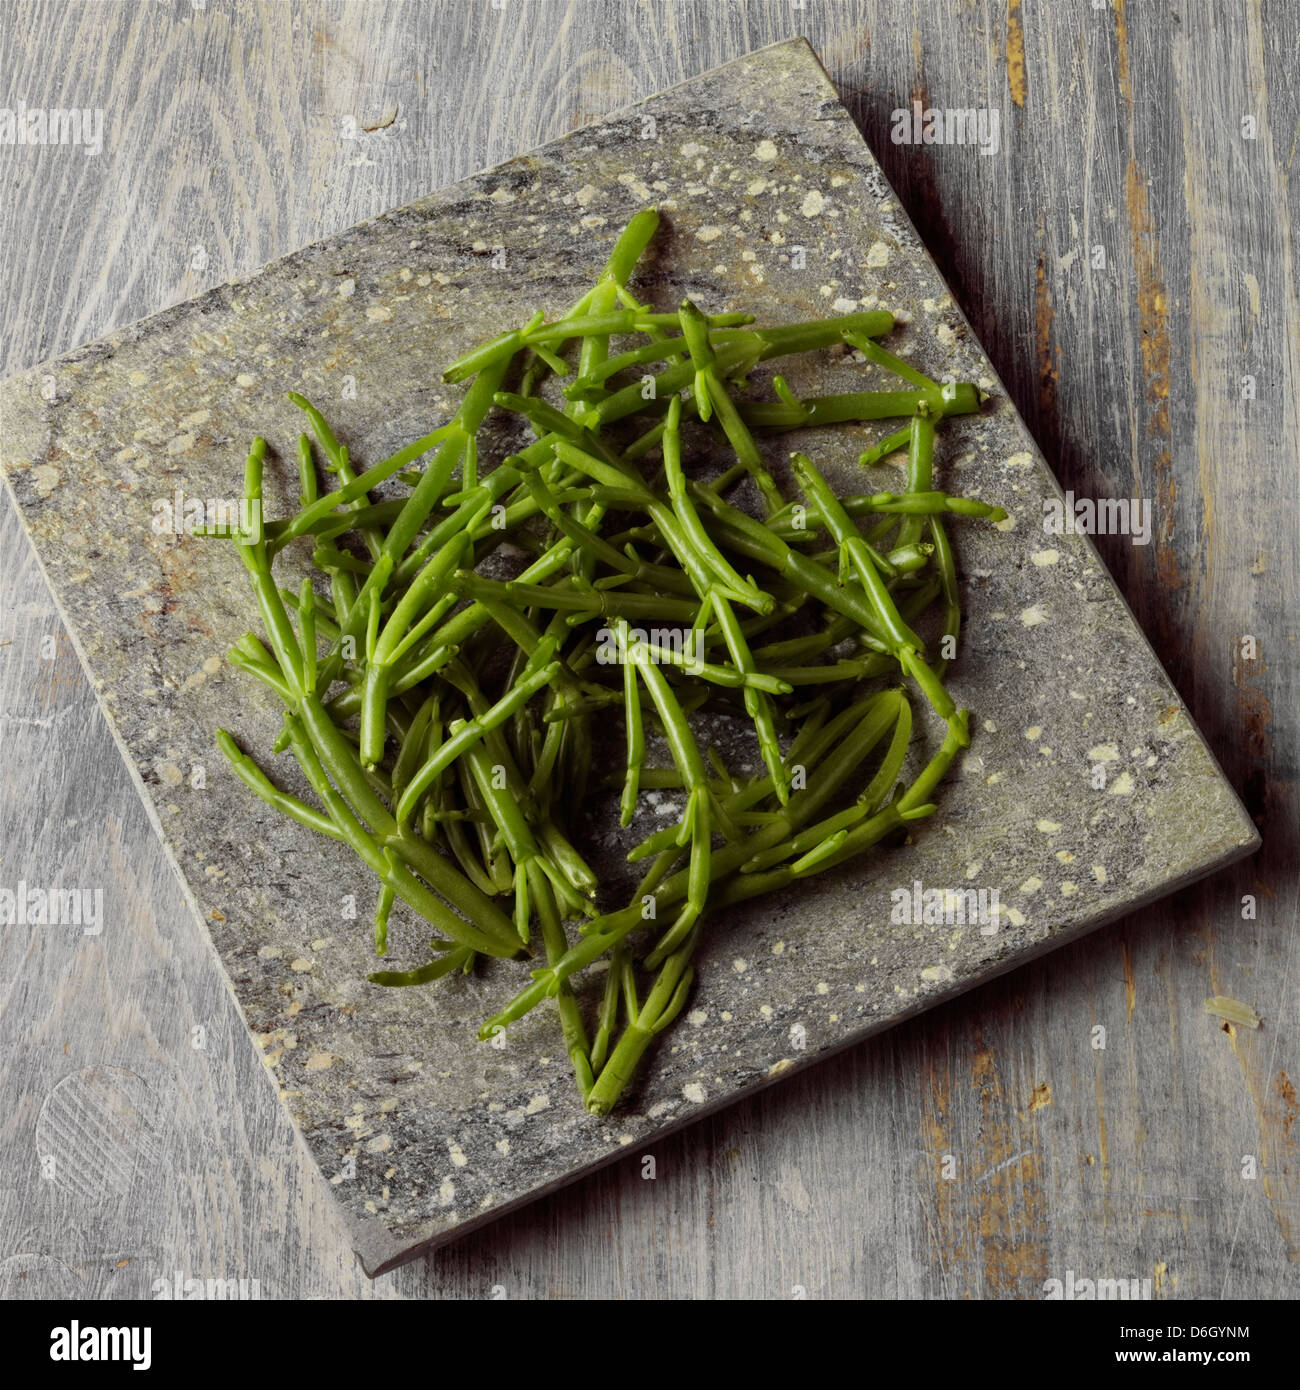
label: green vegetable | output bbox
[209,210,1004,1113]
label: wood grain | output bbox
[0,0,1294,1298]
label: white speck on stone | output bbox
[289,957,313,972]
[746,177,769,195]
[865,239,890,268]
[1019,876,1043,894]
[616,173,653,200]
[337,277,356,298]
[1025,725,1042,741]
[920,964,954,984]
[754,138,778,161]
[695,225,723,242]
[682,1083,706,1103]
[815,982,829,995]
[448,1141,468,1167]
[1088,743,1119,761]
[1092,865,1108,884]
[832,296,858,313]
[687,1009,708,1027]
[1031,549,1060,566]
[525,1092,549,1115]
[799,189,825,217]
[679,141,705,157]
[438,1177,455,1206]
[574,183,598,205]
[1037,820,1062,834]
[367,1133,392,1154]
[771,941,785,955]
[1005,451,1034,467]
[1020,604,1049,626]
[732,958,748,973]
[495,1139,510,1156]
[1108,770,1136,795]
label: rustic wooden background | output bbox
[0,0,1294,1300]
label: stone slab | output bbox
[0,40,1258,1274]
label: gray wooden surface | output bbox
[0,0,1294,1300]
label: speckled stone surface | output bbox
[0,40,1257,1274]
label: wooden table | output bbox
[0,0,1294,1300]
